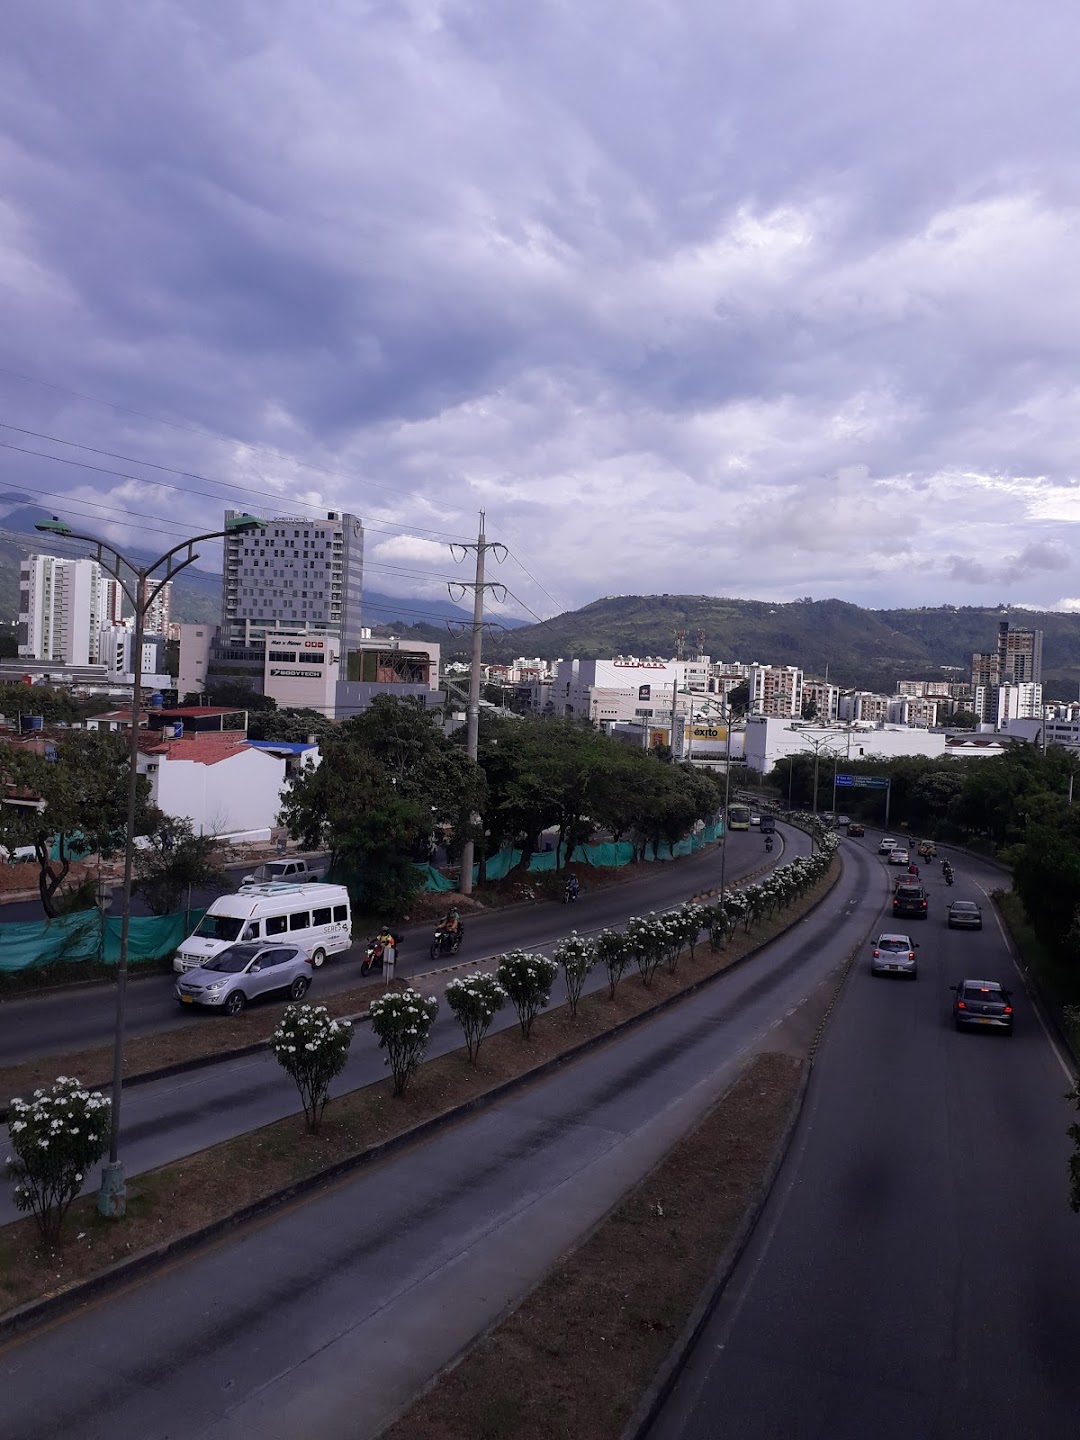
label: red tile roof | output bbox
[155,707,247,718]
[141,735,271,767]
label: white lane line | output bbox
[977,881,1075,1084]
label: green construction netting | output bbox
[0,908,208,973]
[417,820,724,891]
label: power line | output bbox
[0,424,472,545]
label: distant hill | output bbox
[486,594,1080,699]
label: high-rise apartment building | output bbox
[748,663,803,718]
[971,620,1044,722]
[18,555,111,665]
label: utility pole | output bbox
[450,514,506,896]
[719,698,733,901]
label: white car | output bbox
[879,836,900,854]
[888,848,910,866]
[871,933,919,978]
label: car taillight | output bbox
[957,1001,965,1009]
[1004,1005,1013,1014]
[305,956,313,967]
[908,952,915,960]
[921,901,927,909]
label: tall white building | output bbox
[18,555,112,665]
[553,656,705,723]
[748,664,804,718]
[993,683,1043,727]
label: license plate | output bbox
[977,1016,993,1024]
[181,995,194,1004]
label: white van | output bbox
[174,883,352,974]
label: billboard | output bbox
[638,684,651,701]
[649,726,670,748]
[691,725,728,741]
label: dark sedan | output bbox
[948,901,982,929]
[952,979,1013,1033]
[846,822,865,837]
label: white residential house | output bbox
[137,732,320,841]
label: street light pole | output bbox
[719,699,733,902]
[36,513,265,1217]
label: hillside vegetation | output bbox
[488,595,1080,697]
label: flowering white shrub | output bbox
[596,928,633,998]
[271,1004,353,1133]
[495,948,560,1037]
[6,1076,110,1245]
[627,914,668,987]
[369,988,439,1095]
[553,933,596,1017]
[446,971,507,1063]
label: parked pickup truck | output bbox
[241,857,326,887]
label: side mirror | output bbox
[914,943,920,949]
[249,962,262,974]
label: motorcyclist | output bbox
[942,859,954,883]
[374,924,396,954]
[764,835,774,853]
[564,874,580,901]
[439,907,461,938]
[907,861,919,877]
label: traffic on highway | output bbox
[3,824,1079,1440]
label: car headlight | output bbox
[205,981,226,992]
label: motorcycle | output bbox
[362,933,402,976]
[429,923,465,962]
[944,869,954,887]
[764,837,774,853]
[563,880,580,904]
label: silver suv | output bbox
[175,943,312,1015]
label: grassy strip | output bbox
[0,859,838,1321]
[996,889,1080,1057]
[381,1051,804,1440]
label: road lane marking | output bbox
[977,881,1075,1084]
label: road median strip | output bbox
[0,857,840,1336]
[0,838,798,1116]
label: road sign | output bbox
[835,774,889,789]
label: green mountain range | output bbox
[484,595,1080,699]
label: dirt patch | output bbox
[381,1051,804,1440]
[0,860,837,1321]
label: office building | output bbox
[748,664,804,719]
[971,620,1044,723]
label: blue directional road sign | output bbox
[835,774,889,789]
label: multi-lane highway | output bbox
[646,833,1080,1440]
[0,827,782,1066]
[0,824,864,1440]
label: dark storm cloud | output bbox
[3,0,1080,611]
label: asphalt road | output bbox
[646,832,1080,1440]
[0,831,877,1440]
[0,828,808,1224]
[0,828,786,1065]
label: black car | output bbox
[847,821,865,837]
[951,979,1013,1033]
[893,883,928,919]
[948,901,982,929]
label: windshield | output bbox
[201,946,259,973]
[193,914,245,942]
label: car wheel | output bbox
[224,990,246,1016]
[311,948,326,968]
[290,976,310,1000]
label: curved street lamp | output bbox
[35,512,266,1216]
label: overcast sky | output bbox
[3,0,1080,622]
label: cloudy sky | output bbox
[3,0,1080,621]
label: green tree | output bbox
[247,708,337,744]
[726,682,750,716]
[133,817,232,921]
[0,732,153,916]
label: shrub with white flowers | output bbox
[271,1004,353,1133]
[553,933,596,1018]
[369,988,440,1095]
[627,914,667,987]
[6,1076,111,1246]
[596,928,633,998]
[495,948,560,1037]
[446,971,507,1063]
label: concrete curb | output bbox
[619,1062,813,1440]
[0,857,844,1343]
[991,893,1080,1074]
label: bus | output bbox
[727,803,752,831]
